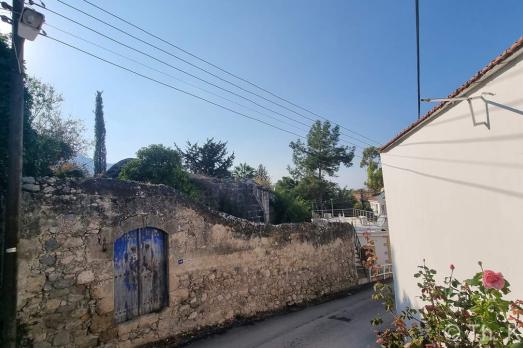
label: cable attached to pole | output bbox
[41,33,307,140]
[415,0,421,120]
[42,0,381,146]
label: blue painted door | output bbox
[114,229,140,323]
[114,228,168,322]
[139,228,168,314]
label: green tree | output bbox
[232,162,256,180]
[354,199,372,211]
[353,189,372,211]
[23,78,88,177]
[274,176,298,193]
[93,91,106,176]
[293,175,335,203]
[273,176,310,223]
[272,190,310,223]
[254,164,271,188]
[177,138,234,178]
[0,35,87,187]
[27,77,87,157]
[330,187,357,210]
[119,144,195,196]
[360,146,383,193]
[289,120,355,180]
[273,176,356,223]
[289,120,354,204]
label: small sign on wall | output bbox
[177,258,184,265]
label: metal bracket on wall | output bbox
[467,97,491,129]
[421,92,495,129]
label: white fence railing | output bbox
[369,263,393,281]
[312,208,376,221]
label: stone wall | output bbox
[189,174,272,223]
[17,177,358,347]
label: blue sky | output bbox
[2,1,522,187]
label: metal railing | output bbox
[312,208,376,221]
[353,229,369,280]
[369,263,393,281]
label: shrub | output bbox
[271,190,310,223]
[52,162,87,178]
[119,144,197,198]
[371,261,523,347]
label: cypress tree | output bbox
[93,91,106,175]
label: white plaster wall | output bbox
[381,53,523,311]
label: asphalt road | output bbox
[184,287,391,348]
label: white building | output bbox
[312,209,392,275]
[368,191,387,217]
[381,36,523,311]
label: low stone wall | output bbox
[17,177,357,347]
[189,174,272,223]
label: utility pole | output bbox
[415,0,421,119]
[2,0,25,345]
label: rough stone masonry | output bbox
[16,177,358,347]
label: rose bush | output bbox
[371,261,523,347]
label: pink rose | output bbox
[482,270,505,290]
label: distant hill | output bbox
[73,154,113,175]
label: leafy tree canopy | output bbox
[289,120,355,180]
[271,121,359,221]
[232,162,256,180]
[360,146,380,167]
[27,77,87,156]
[273,177,310,223]
[177,138,234,178]
[254,164,271,188]
[272,190,310,224]
[274,176,298,193]
[360,146,383,193]
[0,35,88,187]
[119,144,196,197]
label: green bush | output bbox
[119,144,197,198]
[272,190,310,224]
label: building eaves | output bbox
[380,35,523,153]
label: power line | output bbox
[42,25,365,151]
[46,0,379,147]
[80,0,381,146]
[31,3,326,133]
[41,33,363,159]
[32,3,366,150]
[45,26,366,153]
[40,33,310,140]
[415,0,421,120]
[44,23,311,133]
